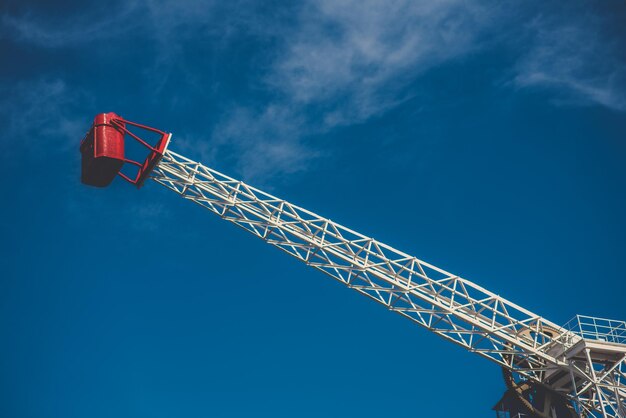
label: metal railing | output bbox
[564,315,626,345]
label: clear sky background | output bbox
[1,1,625,417]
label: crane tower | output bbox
[79,113,626,418]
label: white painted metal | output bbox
[151,149,626,418]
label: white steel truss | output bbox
[151,149,626,418]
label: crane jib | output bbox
[79,113,626,418]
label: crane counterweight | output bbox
[80,112,125,187]
[79,113,171,188]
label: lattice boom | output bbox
[151,149,625,418]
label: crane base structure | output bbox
[80,113,626,418]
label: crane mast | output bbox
[79,114,626,418]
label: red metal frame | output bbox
[109,117,171,188]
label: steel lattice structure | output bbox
[148,148,626,418]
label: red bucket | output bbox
[80,112,125,187]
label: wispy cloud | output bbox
[0,2,140,47]
[269,0,494,120]
[0,0,228,162]
[0,0,225,48]
[513,16,626,111]
[210,105,316,180]
[0,78,89,161]
[211,0,498,180]
[4,0,624,183]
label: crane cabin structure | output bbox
[80,113,626,418]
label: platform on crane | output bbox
[564,315,626,345]
[494,316,626,418]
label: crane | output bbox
[80,113,626,418]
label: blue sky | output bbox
[1,1,625,417]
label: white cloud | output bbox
[0,0,228,47]
[270,0,494,120]
[513,17,626,111]
[210,105,316,181]
[5,0,623,183]
[0,78,89,160]
[2,0,499,180]
[212,0,498,180]
[0,3,140,47]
